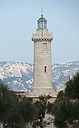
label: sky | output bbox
[0,0,79,64]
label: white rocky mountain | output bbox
[0,61,79,92]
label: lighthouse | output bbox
[32,14,54,97]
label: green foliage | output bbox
[47,102,53,114]
[8,104,25,128]
[0,82,17,124]
[35,96,47,119]
[53,72,79,128]
[19,98,37,123]
[1,72,79,128]
[0,82,37,128]
[65,72,79,99]
[33,95,49,128]
[54,118,66,128]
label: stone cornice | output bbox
[32,38,53,42]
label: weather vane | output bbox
[41,8,44,15]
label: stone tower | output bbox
[32,14,53,97]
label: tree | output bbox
[19,98,37,123]
[33,95,48,128]
[65,72,79,99]
[0,82,18,127]
[53,73,79,128]
[0,82,38,128]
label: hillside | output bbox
[0,61,79,91]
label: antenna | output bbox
[41,8,44,15]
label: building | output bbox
[32,14,56,97]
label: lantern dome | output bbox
[37,15,47,29]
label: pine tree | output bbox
[53,73,79,128]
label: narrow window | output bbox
[45,66,47,73]
[43,43,47,50]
